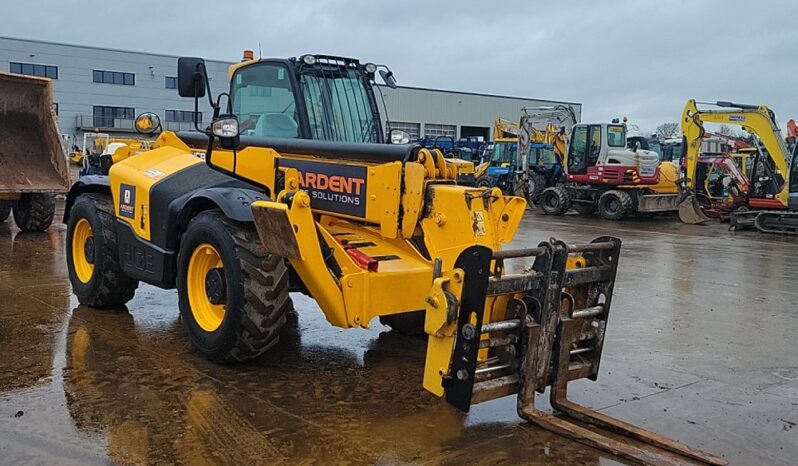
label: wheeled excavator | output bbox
[62,53,724,464]
[515,110,681,220]
[679,100,798,233]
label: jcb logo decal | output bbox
[280,159,368,217]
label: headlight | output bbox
[302,54,317,65]
[364,62,377,74]
[211,117,239,138]
[389,129,410,145]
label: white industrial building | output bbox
[0,36,581,143]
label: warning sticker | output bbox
[119,184,136,219]
[472,211,487,236]
[279,159,367,217]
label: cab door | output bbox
[568,126,588,174]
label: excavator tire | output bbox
[0,201,10,222]
[539,186,572,215]
[177,211,291,363]
[67,193,139,307]
[380,311,426,336]
[13,193,56,232]
[598,190,633,221]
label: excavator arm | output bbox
[679,99,791,223]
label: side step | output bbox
[463,237,726,465]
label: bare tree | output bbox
[655,123,679,139]
[719,124,733,136]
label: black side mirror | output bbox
[177,57,207,98]
[379,69,397,89]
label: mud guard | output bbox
[63,176,111,222]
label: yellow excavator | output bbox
[679,100,798,233]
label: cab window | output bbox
[607,125,626,147]
[232,64,299,138]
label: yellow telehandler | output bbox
[63,54,723,465]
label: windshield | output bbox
[232,63,299,138]
[231,62,381,143]
[491,141,517,164]
[533,147,559,168]
[607,125,626,147]
[300,66,380,143]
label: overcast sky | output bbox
[6,0,797,133]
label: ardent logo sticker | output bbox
[279,159,367,217]
[119,184,136,219]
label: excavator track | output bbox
[730,210,798,235]
[456,237,726,465]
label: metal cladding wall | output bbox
[0,36,581,142]
[377,85,582,140]
[0,36,229,137]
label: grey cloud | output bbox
[6,0,798,133]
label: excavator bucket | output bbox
[0,72,69,194]
[678,193,711,224]
[442,237,726,465]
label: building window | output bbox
[165,110,202,123]
[93,70,135,86]
[424,123,456,139]
[386,121,421,140]
[165,76,178,89]
[93,105,135,127]
[10,62,58,79]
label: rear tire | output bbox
[13,193,56,232]
[476,176,494,188]
[598,190,633,221]
[0,202,11,222]
[66,193,139,307]
[177,211,291,363]
[380,311,426,336]
[539,186,571,215]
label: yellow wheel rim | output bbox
[187,243,226,332]
[72,218,95,283]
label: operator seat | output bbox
[254,113,299,138]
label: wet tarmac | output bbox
[0,203,796,465]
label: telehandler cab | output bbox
[64,54,723,465]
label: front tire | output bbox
[539,186,571,215]
[66,193,138,307]
[598,190,633,221]
[13,193,56,232]
[177,211,291,363]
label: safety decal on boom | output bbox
[119,184,136,219]
[279,159,367,217]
